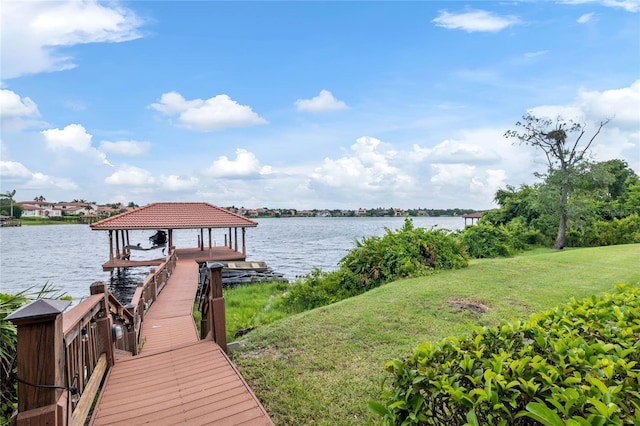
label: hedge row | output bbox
[372,285,640,425]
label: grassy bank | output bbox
[231,245,640,425]
[17,217,91,226]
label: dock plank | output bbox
[90,257,272,425]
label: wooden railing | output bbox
[6,249,179,425]
[198,262,227,352]
[6,286,114,426]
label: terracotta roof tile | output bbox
[90,202,258,230]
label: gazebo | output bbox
[90,202,258,270]
[462,212,483,226]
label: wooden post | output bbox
[234,227,238,252]
[242,227,246,256]
[6,299,71,424]
[207,262,227,352]
[150,268,158,300]
[90,281,116,367]
[108,230,114,262]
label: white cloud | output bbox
[100,140,151,156]
[40,124,113,166]
[105,165,155,186]
[28,173,79,191]
[427,139,501,164]
[0,0,143,79]
[150,92,267,131]
[524,50,549,59]
[310,137,412,190]
[41,124,93,152]
[432,10,520,32]
[205,148,272,178]
[0,90,40,118]
[0,160,32,179]
[561,0,640,13]
[295,90,348,113]
[430,163,476,184]
[158,175,200,191]
[0,89,45,130]
[577,80,640,126]
[577,12,596,23]
[0,160,79,192]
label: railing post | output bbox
[124,303,139,356]
[150,268,158,300]
[90,281,116,367]
[207,262,227,352]
[6,299,71,425]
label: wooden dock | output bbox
[90,257,273,425]
[102,246,247,270]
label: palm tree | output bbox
[0,190,16,217]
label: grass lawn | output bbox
[230,244,640,425]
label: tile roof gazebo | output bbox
[90,202,258,270]
[462,212,483,226]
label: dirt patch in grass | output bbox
[234,345,284,361]
[448,298,490,314]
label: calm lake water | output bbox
[0,217,463,302]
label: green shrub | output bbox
[458,222,517,258]
[340,218,468,288]
[585,214,640,247]
[373,284,640,425]
[280,218,469,313]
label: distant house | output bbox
[55,202,97,216]
[18,201,62,218]
[96,205,116,217]
[393,208,407,217]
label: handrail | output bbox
[61,290,111,425]
[198,262,227,352]
[7,247,181,425]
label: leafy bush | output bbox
[372,285,640,425]
[340,219,468,288]
[280,219,469,312]
[458,222,517,258]
[584,214,640,247]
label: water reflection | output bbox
[108,268,150,305]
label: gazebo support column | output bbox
[242,228,246,256]
[234,227,238,252]
[108,230,114,262]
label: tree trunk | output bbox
[554,181,570,249]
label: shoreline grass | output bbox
[230,244,640,425]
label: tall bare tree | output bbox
[505,113,610,249]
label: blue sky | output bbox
[1,0,639,210]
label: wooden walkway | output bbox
[90,256,273,425]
